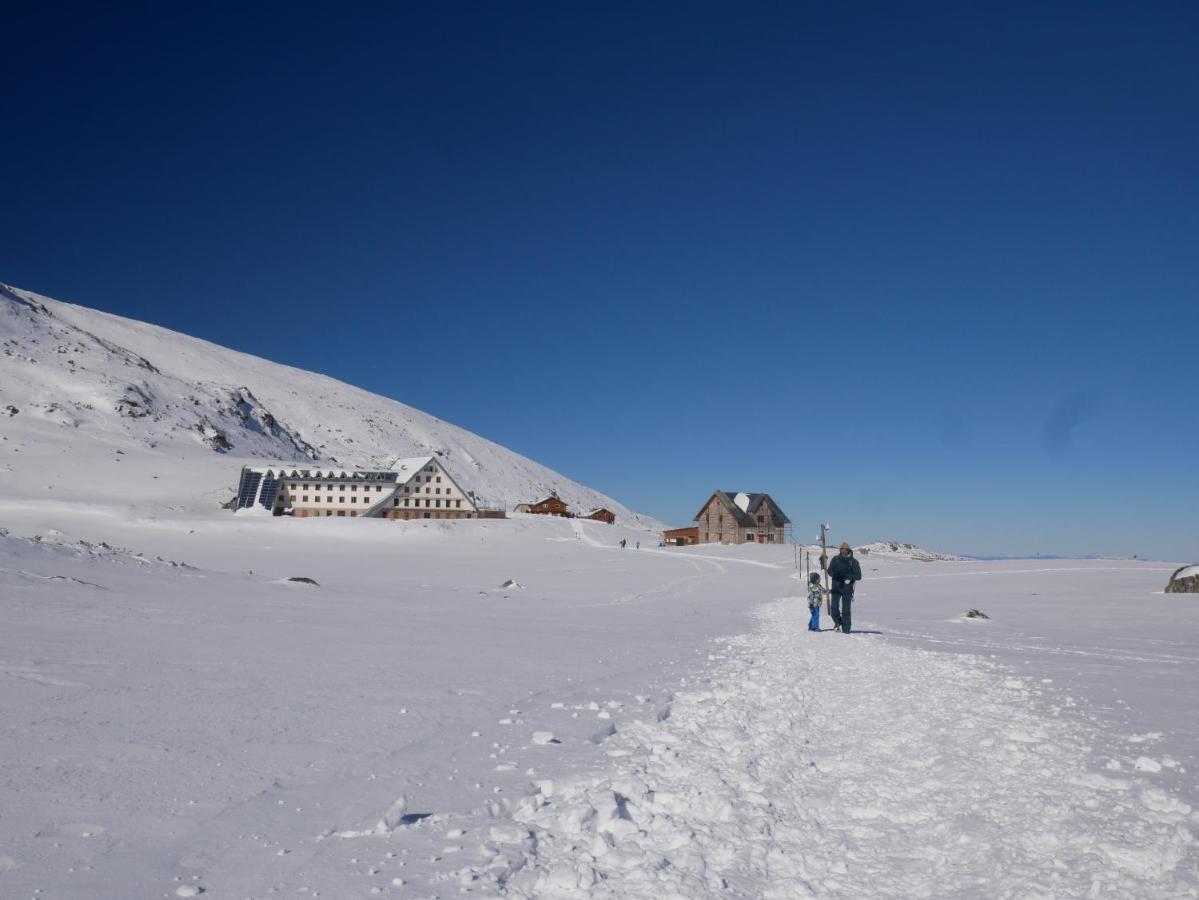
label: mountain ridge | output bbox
[0,282,656,526]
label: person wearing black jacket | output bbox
[826,542,862,633]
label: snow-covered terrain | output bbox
[854,540,963,561]
[0,282,653,523]
[1,512,1195,898]
[2,282,1197,898]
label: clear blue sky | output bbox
[2,3,1196,560]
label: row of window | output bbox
[286,483,385,493]
[699,532,777,543]
[286,486,456,498]
[706,513,777,528]
[285,481,458,496]
[283,480,454,495]
[292,496,465,508]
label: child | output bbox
[806,572,827,632]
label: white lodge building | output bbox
[233,456,480,520]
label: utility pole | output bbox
[819,522,831,615]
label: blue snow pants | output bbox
[808,604,821,631]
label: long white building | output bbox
[233,456,480,520]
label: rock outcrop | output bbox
[1165,565,1199,593]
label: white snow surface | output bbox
[2,282,1198,898]
[1171,565,1199,581]
[1,513,1196,898]
[0,282,655,523]
[855,540,963,561]
[498,600,1197,898]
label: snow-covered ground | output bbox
[1,507,1195,898]
[3,283,1197,897]
[853,540,963,562]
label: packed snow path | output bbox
[486,599,1197,898]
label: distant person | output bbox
[806,572,827,632]
[827,542,862,633]
[635,541,640,550]
[620,538,626,549]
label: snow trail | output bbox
[486,599,1198,897]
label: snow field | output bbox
[1,507,1195,896]
[482,599,1199,898]
[0,518,782,898]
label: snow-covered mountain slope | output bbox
[855,540,963,561]
[0,282,655,525]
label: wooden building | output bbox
[694,491,789,544]
[663,526,699,546]
[585,508,616,524]
[528,495,569,517]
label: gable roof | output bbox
[390,456,436,478]
[241,463,398,482]
[693,491,790,526]
[390,455,477,511]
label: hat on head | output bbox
[839,542,852,551]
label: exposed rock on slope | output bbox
[0,282,651,523]
[1166,565,1199,593]
[855,541,962,561]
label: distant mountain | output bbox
[0,282,655,525]
[855,541,962,562]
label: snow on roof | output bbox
[242,462,400,481]
[243,455,437,483]
[389,455,435,474]
[703,491,790,525]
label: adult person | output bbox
[827,542,862,633]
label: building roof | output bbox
[240,454,443,488]
[242,463,398,482]
[694,491,790,526]
[389,455,435,475]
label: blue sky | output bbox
[2,3,1196,559]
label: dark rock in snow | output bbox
[287,576,320,586]
[965,608,990,619]
[1165,566,1199,594]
